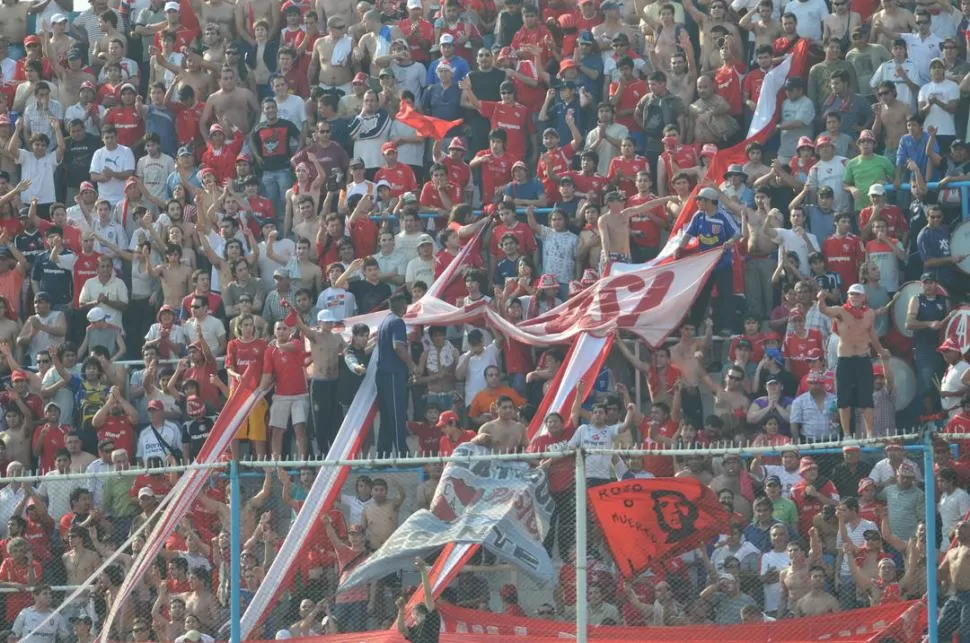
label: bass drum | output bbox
[872,356,916,411]
[892,281,948,338]
[944,306,970,355]
[952,221,970,274]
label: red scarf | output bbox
[842,303,869,320]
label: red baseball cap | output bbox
[435,410,459,429]
[381,141,398,154]
[939,338,962,353]
[352,72,369,84]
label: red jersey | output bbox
[407,421,440,454]
[510,24,554,66]
[129,473,171,498]
[641,418,677,477]
[714,64,744,116]
[536,145,575,200]
[97,83,122,106]
[180,292,223,318]
[501,333,534,375]
[822,234,864,293]
[474,151,515,204]
[742,67,769,105]
[512,59,544,112]
[562,170,609,198]
[14,57,53,81]
[858,500,884,524]
[153,26,198,52]
[480,101,532,162]
[728,333,766,363]
[660,145,699,191]
[263,340,308,396]
[348,217,379,257]
[36,220,81,254]
[419,181,463,214]
[31,423,70,473]
[859,206,908,240]
[442,156,471,190]
[23,518,52,563]
[607,155,649,198]
[0,391,42,421]
[791,479,840,537]
[528,425,575,493]
[489,221,537,257]
[172,101,206,148]
[104,106,144,149]
[227,337,269,376]
[374,163,418,197]
[627,191,665,248]
[646,364,682,401]
[945,413,970,460]
[783,329,824,381]
[439,430,477,456]
[398,18,435,63]
[200,131,245,184]
[97,416,136,460]
[608,79,648,131]
[184,362,219,406]
[434,248,484,305]
[0,558,43,622]
[282,65,311,98]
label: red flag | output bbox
[396,102,463,139]
[588,478,729,579]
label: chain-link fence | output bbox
[0,434,945,642]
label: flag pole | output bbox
[923,431,938,643]
[575,449,588,643]
[230,457,242,643]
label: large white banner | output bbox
[341,443,555,589]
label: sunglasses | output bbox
[190,305,202,309]
[728,375,743,381]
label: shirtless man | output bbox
[817,285,888,439]
[149,244,193,307]
[197,0,235,40]
[683,0,742,73]
[0,0,29,46]
[157,49,214,103]
[939,521,970,641]
[355,10,402,73]
[669,318,712,426]
[235,0,279,47]
[869,0,916,50]
[53,49,97,108]
[310,16,355,93]
[199,23,227,71]
[664,51,696,110]
[871,81,909,157]
[743,191,784,320]
[200,470,273,541]
[199,66,258,141]
[0,407,31,468]
[477,395,529,453]
[359,477,404,550]
[317,0,355,30]
[63,525,101,607]
[598,191,673,272]
[644,4,690,72]
[299,309,347,453]
[778,538,813,616]
[794,565,840,616]
[739,0,782,52]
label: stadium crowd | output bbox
[0,0,965,638]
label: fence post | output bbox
[574,449,588,643]
[923,432,939,643]
[963,185,969,222]
[230,458,242,643]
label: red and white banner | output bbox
[238,224,491,639]
[98,364,266,642]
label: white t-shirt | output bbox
[760,550,791,612]
[316,287,357,320]
[183,315,227,356]
[12,605,70,643]
[568,423,623,479]
[257,239,295,292]
[265,94,307,129]
[835,517,878,574]
[918,80,960,136]
[901,32,943,80]
[870,59,920,111]
[18,149,58,204]
[137,421,183,461]
[808,156,850,212]
[784,0,828,40]
[460,343,500,404]
[869,457,923,486]
[78,275,129,326]
[761,465,802,499]
[942,361,970,414]
[37,471,75,520]
[405,256,434,286]
[941,487,970,539]
[341,493,372,525]
[90,144,136,205]
[774,228,820,275]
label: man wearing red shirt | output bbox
[31,403,71,473]
[608,57,648,134]
[510,4,554,66]
[713,44,744,118]
[58,230,101,311]
[561,151,610,199]
[200,124,245,184]
[399,1,435,63]
[859,185,908,242]
[470,129,516,204]
[527,411,575,558]
[15,36,54,80]
[822,213,865,293]
[437,410,477,455]
[496,47,544,112]
[171,87,205,149]
[536,127,580,201]
[783,311,825,381]
[438,138,471,191]
[657,127,699,194]
[607,137,649,197]
[489,200,538,257]
[462,79,532,162]
[279,47,311,98]
[104,84,145,148]
[261,321,309,459]
[0,537,43,624]
[945,396,970,460]
[153,3,199,50]
[743,45,774,112]
[92,392,138,460]
[419,163,462,217]
[790,456,840,537]
[576,0,603,31]
[434,228,484,305]
[374,143,418,197]
[626,170,668,261]
[438,0,484,66]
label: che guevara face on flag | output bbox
[588,478,729,579]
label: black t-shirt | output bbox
[31,252,73,306]
[180,417,213,461]
[16,228,44,262]
[406,610,440,643]
[348,279,392,314]
[251,119,301,172]
[62,133,102,186]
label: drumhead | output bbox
[952,221,970,274]
[875,356,916,411]
[891,281,948,338]
[945,306,970,355]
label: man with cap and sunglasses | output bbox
[906,272,951,409]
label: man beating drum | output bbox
[816,284,891,439]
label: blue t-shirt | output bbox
[376,313,409,375]
[504,178,544,202]
[685,210,735,269]
[897,132,939,181]
[803,205,836,241]
[493,257,518,285]
[145,105,178,157]
[917,224,953,285]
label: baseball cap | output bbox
[818,185,834,197]
[147,399,165,411]
[375,179,391,190]
[784,77,804,90]
[120,83,137,94]
[273,268,290,279]
[448,138,466,151]
[177,146,193,158]
[352,72,369,85]
[921,272,937,282]
[604,191,626,203]
[24,35,40,46]
[847,283,866,295]
[436,62,454,74]
[868,183,886,196]
[138,487,156,499]
[857,477,875,493]
[10,370,27,382]
[317,309,337,324]
[858,129,876,142]
[209,123,225,135]
[381,141,398,154]
[79,181,97,193]
[378,67,394,78]
[537,273,558,289]
[700,143,718,158]
[68,48,84,60]
[439,33,455,45]
[86,308,107,323]
[44,401,61,413]
[417,233,434,246]
[815,134,833,147]
[349,157,365,168]
[764,475,781,486]
[51,13,68,23]
[796,136,815,150]
[511,160,528,173]
[697,187,720,201]
[897,461,917,477]
[164,1,180,10]
[436,410,459,428]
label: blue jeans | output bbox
[260,168,293,223]
[425,391,454,412]
[376,371,408,455]
[914,346,945,406]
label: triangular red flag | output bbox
[588,477,730,579]
[396,101,463,139]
